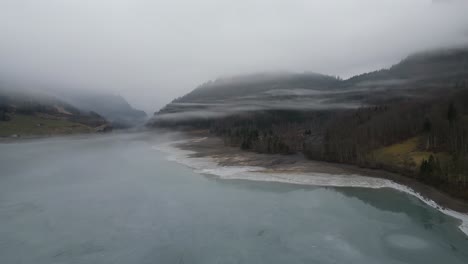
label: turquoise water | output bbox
[0,132,467,264]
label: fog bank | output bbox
[1,0,467,112]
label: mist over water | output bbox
[1,132,467,263]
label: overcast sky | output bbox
[1,0,468,112]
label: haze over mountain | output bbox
[152,47,468,122]
[52,90,148,128]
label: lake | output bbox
[1,132,467,263]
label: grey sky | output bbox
[1,0,468,112]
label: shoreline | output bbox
[154,130,468,236]
[0,133,103,144]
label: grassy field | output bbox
[370,137,449,172]
[0,114,94,137]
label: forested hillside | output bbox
[150,47,468,200]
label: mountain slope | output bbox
[0,88,111,137]
[344,46,468,87]
[54,91,148,128]
[155,72,349,121]
[177,72,341,102]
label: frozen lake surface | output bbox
[1,132,467,264]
